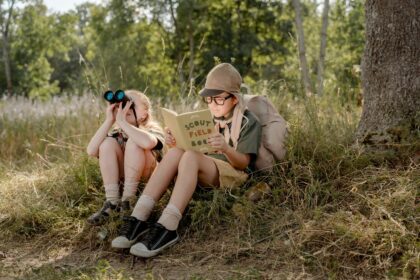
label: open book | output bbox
[160,108,216,153]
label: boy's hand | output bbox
[105,103,117,123]
[164,127,176,147]
[208,133,228,153]
[115,101,132,125]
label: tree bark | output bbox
[1,0,15,95]
[292,0,313,95]
[2,31,12,94]
[316,0,329,96]
[187,14,195,89]
[356,0,420,144]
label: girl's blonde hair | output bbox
[125,90,163,133]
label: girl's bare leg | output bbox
[122,138,157,201]
[99,137,124,185]
[123,138,146,184]
[87,137,124,225]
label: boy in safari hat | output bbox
[111,63,262,257]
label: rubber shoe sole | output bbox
[111,229,149,249]
[129,235,180,258]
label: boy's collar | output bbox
[213,110,234,121]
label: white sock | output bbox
[131,194,156,221]
[121,181,139,201]
[104,183,120,204]
[157,204,182,231]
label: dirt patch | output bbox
[0,231,309,279]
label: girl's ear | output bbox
[140,113,148,122]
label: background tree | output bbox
[0,0,365,100]
[356,0,420,144]
[292,0,312,95]
[327,0,364,103]
[316,0,329,96]
[0,0,16,95]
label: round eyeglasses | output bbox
[202,94,233,105]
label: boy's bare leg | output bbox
[141,147,185,200]
[169,151,219,213]
[131,147,184,221]
[157,150,219,230]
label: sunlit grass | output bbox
[0,87,418,279]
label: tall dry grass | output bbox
[0,85,418,279]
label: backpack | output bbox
[243,94,288,171]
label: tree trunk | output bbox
[356,0,420,144]
[187,15,195,91]
[2,31,12,94]
[292,0,313,95]
[1,0,15,95]
[316,0,329,96]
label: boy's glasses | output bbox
[202,94,233,105]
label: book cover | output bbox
[160,108,216,153]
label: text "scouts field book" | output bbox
[160,108,215,153]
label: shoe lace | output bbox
[99,200,117,214]
[142,224,162,245]
[119,217,135,236]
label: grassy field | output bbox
[0,88,418,279]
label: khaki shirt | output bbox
[207,110,261,172]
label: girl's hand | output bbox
[208,133,229,153]
[115,101,132,125]
[164,127,176,147]
[105,103,117,123]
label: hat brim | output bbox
[199,88,226,97]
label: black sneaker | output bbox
[87,200,119,226]
[111,216,149,249]
[129,223,179,258]
[120,198,136,218]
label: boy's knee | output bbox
[180,150,200,164]
[167,147,185,157]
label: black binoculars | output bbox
[103,89,134,109]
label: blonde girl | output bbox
[112,63,262,257]
[86,90,164,225]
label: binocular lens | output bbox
[103,89,133,109]
[115,90,125,102]
[104,90,114,102]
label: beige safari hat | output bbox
[199,63,242,97]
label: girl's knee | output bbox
[125,138,145,152]
[99,137,120,154]
[125,139,149,163]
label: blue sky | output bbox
[43,0,100,13]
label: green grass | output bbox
[0,89,419,279]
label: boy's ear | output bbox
[232,96,239,105]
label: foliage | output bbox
[0,0,365,100]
